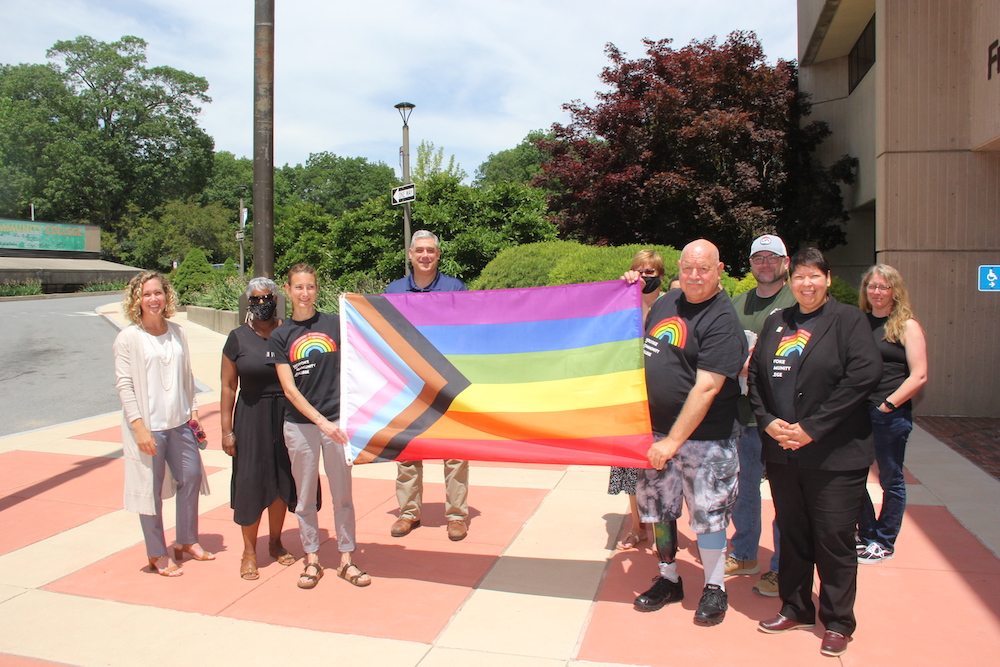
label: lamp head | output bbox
[394,102,415,125]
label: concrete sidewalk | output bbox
[0,302,997,666]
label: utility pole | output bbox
[253,0,275,278]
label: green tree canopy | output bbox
[275,174,556,286]
[412,140,467,183]
[536,32,856,269]
[0,35,214,260]
[126,198,236,271]
[473,130,551,188]
[282,152,399,216]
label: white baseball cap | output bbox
[750,234,787,257]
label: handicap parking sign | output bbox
[980,265,1000,291]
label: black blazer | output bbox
[748,297,882,471]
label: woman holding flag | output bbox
[268,263,371,589]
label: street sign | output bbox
[979,264,1000,292]
[392,183,416,205]
[979,265,1000,291]
[235,231,245,241]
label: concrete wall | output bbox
[186,306,240,336]
[799,0,1000,416]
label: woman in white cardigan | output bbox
[114,271,212,577]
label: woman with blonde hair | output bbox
[114,271,212,577]
[267,264,371,589]
[856,264,927,564]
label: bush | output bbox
[219,258,240,280]
[171,248,217,300]
[80,281,128,292]
[0,279,42,296]
[472,241,750,297]
[829,276,859,307]
[471,240,580,289]
[189,276,246,311]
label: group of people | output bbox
[113,230,926,657]
[611,234,926,658]
[113,230,469,590]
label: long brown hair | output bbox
[859,263,915,344]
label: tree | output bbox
[275,174,557,285]
[126,198,236,271]
[412,140,467,183]
[473,130,551,188]
[283,152,399,216]
[535,32,856,269]
[0,36,214,259]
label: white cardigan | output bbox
[113,321,210,515]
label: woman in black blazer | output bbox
[748,248,882,658]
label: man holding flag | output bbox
[384,230,470,541]
[626,239,747,627]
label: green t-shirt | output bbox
[732,283,798,425]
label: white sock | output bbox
[701,547,726,590]
[658,561,679,582]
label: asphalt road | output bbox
[0,294,123,437]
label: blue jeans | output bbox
[731,425,780,571]
[858,405,912,550]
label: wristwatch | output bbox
[883,399,898,411]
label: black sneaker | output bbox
[634,576,684,611]
[694,584,728,626]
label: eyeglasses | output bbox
[750,255,783,266]
[248,294,276,304]
[636,268,659,276]
[866,284,892,293]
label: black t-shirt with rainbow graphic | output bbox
[267,311,341,423]
[769,305,824,422]
[642,289,746,440]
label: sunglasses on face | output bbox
[248,294,276,304]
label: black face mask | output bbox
[248,300,277,321]
[641,275,662,294]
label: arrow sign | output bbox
[978,265,1000,291]
[392,184,416,205]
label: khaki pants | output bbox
[396,459,469,522]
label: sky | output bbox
[2,0,798,181]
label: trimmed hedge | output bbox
[471,241,743,295]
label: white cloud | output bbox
[1,0,797,179]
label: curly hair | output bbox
[122,271,179,325]
[859,263,915,344]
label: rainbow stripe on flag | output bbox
[339,281,653,466]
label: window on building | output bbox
[849,15,876,93]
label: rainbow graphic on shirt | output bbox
[289,332,337,361]
[649,316,687,348]
[775,330,811,356]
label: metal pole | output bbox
[253,0,275,279]
[402,122,412,276]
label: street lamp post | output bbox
[395,102,415,276]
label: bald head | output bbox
[678,239,724,304]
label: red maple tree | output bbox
[535,32,856,269]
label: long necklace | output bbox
[147,327,175,391]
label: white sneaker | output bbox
[857,542,894,564]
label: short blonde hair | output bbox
[630,249,665,275]
[123,271,178,325]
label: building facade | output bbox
[799,0,1000,416]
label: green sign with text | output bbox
[0,219,87,251]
